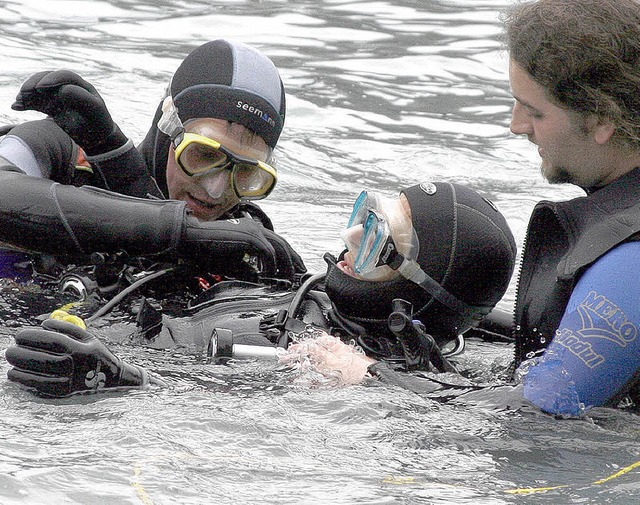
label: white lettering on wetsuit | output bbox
[554,329,605,368]
[554,290,638,369]
[236,101,276,128]
[581,291,638,346]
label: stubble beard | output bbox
[540,160,574,185]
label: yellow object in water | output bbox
[49,309,87,329]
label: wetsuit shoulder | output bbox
[523,241,640,415]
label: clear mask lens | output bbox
[179,142,229,175]
[347,191,370,228]
[233,163,276,197]
[175,133,278,200]
[353,210,388,274]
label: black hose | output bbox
[287,271,326,320]
[85,267,174,323]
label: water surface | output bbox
[0,1,637,504]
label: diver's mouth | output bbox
[188,193,218,209]
[337,259,357,278]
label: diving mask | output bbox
[341,190,487,319]
[158,96,277,200]
[340,190,418,280]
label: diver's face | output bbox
[165,118,271,221]
[338,193,414,282]
[509,60,617,188]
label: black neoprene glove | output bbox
[234,203,307,282]
[12,70,127,156]
[6,318,148,397]
[179,215,278,276]
[3,119,77,182]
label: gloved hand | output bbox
[234,203,307,282]
[6,318,148,397]
[1,119,77,183]
[12,70,127,156]
[180,215,279,277]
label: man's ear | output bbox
[591,118,616,145]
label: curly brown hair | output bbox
[504,0,640,148]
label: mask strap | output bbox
[390,252,491,321]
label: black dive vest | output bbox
[132,278,334,353]
[130,274,406,360]
[514,167,640,365]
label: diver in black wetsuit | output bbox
[5,181,518,397]
[0,39,305,288]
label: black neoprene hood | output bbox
[170,39,286,148]
[401,181,517,310]
[325,182,517,338]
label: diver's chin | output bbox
[541,161,574,185]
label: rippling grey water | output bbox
[0,0,638,504]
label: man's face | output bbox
[509,60,615,189]
[165,118,270,221]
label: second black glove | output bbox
[12,69,127,156]
[6,318,148,397]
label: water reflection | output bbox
[0,1,636,504]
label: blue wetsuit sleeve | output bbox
[522,241,640,416]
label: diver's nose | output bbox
[200,170,231,199]
[340,224,365,252]
[510,101,533,136]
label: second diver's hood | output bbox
[324,182,517,343]
[138,39,286,198]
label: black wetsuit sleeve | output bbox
[368,362,444,394]
[86,139,163,199]
[0,170,183,257]
[465,307,514,342]
[367,361,486,401]
[0,170,279,276]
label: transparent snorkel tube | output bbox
[157,95,184,139]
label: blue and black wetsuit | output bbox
[523,242,640,415]
[514,167,640,415]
